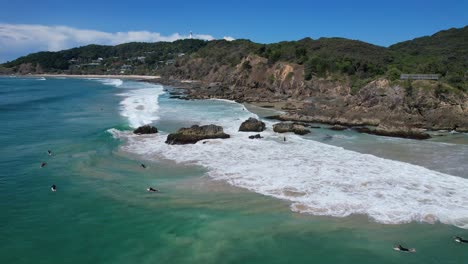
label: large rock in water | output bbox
[165,124,230,145]
[239,117,266,132]
[133,125,158,134]
[273,122,310,135]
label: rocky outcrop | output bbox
[273,122,310,135]
[239,117,266,132]
[329,125,348,131]
[133,125,158,134]
[354,125,431,140]
[165,124,230,145]
[153,55,468,135]
[248,134,263,139]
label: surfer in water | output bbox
[51,184,56,192]
[283,137,286,142]
[393,244,416,252]
[147,187,158,192]
[40,162,47,168]
[141,163,146,169]
[47,150,52,156]
[454,236,468,243]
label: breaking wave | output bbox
[109,82,468,228]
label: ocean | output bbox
[1,77,468,263]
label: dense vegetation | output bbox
[1,26,466,91]
[389,26,468,90]
[2,40,208,75]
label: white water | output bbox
[96,78,123,87]
[99,79,164,128]
[108,80,468,228]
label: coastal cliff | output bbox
[156,56,468,132]
[2,27,467,132]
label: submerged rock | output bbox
[133,125,158,134]
[273,122,310,135]
[329,125,348,131]
[165,124,230,145]
[248,134,263,139]
[239,117,266,132]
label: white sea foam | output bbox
[110,89,468,228]
[97,78,123,87]
[116,81,164,128]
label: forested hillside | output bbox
[1,26,466,91]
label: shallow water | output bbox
[1,77,468,263]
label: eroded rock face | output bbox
[273,122,310,135]
[133,125,158,134]
[239,117,266,132]
[155,69,468,134]
[165,124,230,145]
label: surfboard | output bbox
[393,247,416,253]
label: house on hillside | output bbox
[120,64,133,74]
[400,74,439,80]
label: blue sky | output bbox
[0,0,467,62]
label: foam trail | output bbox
[111,95,468,228]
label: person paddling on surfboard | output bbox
[454,236,468,243]
[141,163,146,169]
[393,244,416,252]
[40,162,47,168]
[147,187,158,192]
[47,150,52,156]
[51,184,56,192]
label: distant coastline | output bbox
[1,74,161,80]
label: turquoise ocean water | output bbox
[1,77,468,263]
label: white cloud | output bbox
[0,23,222,62]
[223,36,235,41]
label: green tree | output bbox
[386,67,402,81]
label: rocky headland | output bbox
[155,73,467,138]
[4,26,467,139]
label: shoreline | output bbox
[2,73,161,80]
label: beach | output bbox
[30,73,161,80]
